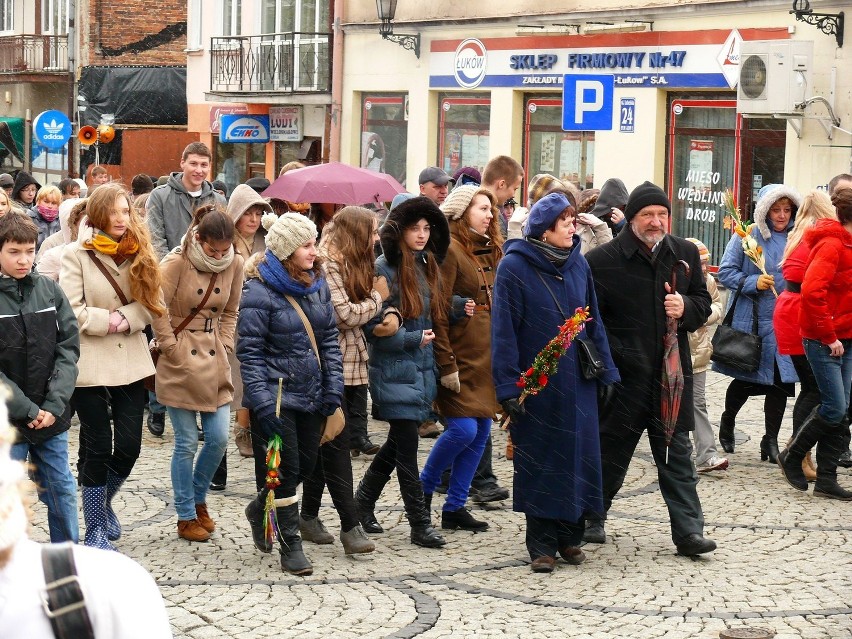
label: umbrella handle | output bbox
[670,259,691,291]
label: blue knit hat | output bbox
[523,192,573,238]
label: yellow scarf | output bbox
[86,231,140,259]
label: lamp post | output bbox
[376,0,421,58]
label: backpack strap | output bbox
[40,543,95,639]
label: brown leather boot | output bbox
[803,452,817,482]
[178,519,211,542]
[195,504,215,533]
[235,409,253,458]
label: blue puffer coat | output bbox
[237,257,344,419]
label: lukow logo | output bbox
[454,38,487,89]
[221,115,270,143]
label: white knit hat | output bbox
[440,184,480,221]
[0,386,28,552]
[261,212,317,261]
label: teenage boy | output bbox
[0,213,80,542]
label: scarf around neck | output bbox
[258,249,324,297]
[527,237,572,268]
[37,205,59,223]
[187,234,235,273]
[85,230,139,260]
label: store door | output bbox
[739,118,786,217]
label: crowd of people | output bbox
[0,145,850,609]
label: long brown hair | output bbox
[396,222,447,322]
[452,188,504,263]
[283,253,324,287]
[319,206,375,302]
[83,183,164,317]
[181,203,233,254]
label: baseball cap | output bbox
[0,173,13,188]
[418,167,451,187]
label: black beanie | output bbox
[624,181,671,222]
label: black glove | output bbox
[501,398,526,423]
[597,383,616,406]
[258,412,283,439]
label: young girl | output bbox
[419,185,503,532]
[297,206,387,555]
[355,196,449,549]
[239,213,343,575]
[29,185,62,253]
[151,205,244,542]
[60,183,164,549]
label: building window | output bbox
[214,142,265,197]
[259,0,330,91]
[188,0,203,49]
[222,0,241,36]
[438,95,490,176]
[523,96,594,203]
[42,0,69,34]
[361,94,408,186]
[0,0,12,33]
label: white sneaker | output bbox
[697,455,729,473]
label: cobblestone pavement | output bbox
[27,370,852,639]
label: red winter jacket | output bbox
[774,240,809,355]
[800,219,852,344]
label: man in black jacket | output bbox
[584,181,716,556]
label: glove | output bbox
[440,371,461,393]
[597,383,616,406]
[373,309,402,337]
[372,275,390,301]
[756,274,775,291]
[258,412,283,439]
[501,398,526,423]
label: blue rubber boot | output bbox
[105,473,126,541]
[81,485,116,551]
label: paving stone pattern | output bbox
[26,370,852,638]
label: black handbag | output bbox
[710,279,762,372]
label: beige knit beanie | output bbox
[262,212,317,261]
[440,184,480,221]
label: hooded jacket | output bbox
[590,178,628,218]
[227,184,271,260]
[10,172,40,210]
[799,218,852,344]
[145,172,226,258]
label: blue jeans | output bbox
[11,431,79,543]
[803,338,852,423]
[148,390,166,415]
[168,405,230,521]
[420,417,491,511]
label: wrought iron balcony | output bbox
[210,32,331,94]
[0,35,69,74]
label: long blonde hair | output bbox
[780,190,836,266]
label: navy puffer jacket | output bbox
[237,258,343,419]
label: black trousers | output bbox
[367,418,422,497]
[72,381,146,486]
[723,363,794,439]
[791,354,822,436]
[594,425,704,544]
[525,515,584,560]
[251,408,323,499]
[344,384,370,447]
[301,421,359,531]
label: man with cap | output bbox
[0,173,14,197]
[419,167,451,205]
[584,181,716,557]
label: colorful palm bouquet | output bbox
[263,434,283,547]
[501,306,593,430]
[723,189,777,297]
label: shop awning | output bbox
[0,117,24,162]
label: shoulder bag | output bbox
[40,542,95,639]
[285,295,345,445]
[710,279,762,372]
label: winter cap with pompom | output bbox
[440,184,480,220]
[261,212,317,261]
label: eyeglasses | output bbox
[203,242,230,258]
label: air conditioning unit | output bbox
[737,40,813,115]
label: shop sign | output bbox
[210,106,248,133]
[429,29,788,90]
[562,75,613,131]
[619,98,635,133]
[219,115,270,143]
[33,110,73,150]
[675,141,725,223]
[269,106,302,142]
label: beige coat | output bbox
[151,249,244,412]
[689,273,723,373]
[59,226,156,387]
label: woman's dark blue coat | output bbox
[491,236,619,522]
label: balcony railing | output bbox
[0,35,69,74]
[210,32,331,94]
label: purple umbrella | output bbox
[661,260,691,464]
[261,161,406,205]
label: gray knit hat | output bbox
[440,184,480,220]
[262,212,317,261]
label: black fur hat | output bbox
[379,196,450,266]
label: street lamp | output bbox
[790,0,844,48]
[376,0,421,58]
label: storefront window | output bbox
[438,95,490,177]
[523,97,594,202]
[214,142,265,196]
[361,94,408,186]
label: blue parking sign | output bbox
[562,75,614,131]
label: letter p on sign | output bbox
[562,74,614,131]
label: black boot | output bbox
[719,412,735,453]
[441,507,489,531]
[760,435,780,463]
[778,408,830,491]
[355,468,390,534]
[277,503,313,575]
[399,475,445,548]
[813,424,852,501]
[245,495,272,553]
[838,423,852,468]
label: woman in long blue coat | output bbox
[491,192,619,573]
[714,184,801,462]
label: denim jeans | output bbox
[168,404,230,521]
[803,338,852,423]
[11,431,79,543]
[420,417,491,511]
[147,390,166,415]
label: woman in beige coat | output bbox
[151,205,244,541]
[60,183,164,550]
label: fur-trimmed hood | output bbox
[753,184,801,240]
[804,217,852,248]
[244,251,265,280]
[379,195,450,266]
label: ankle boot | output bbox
[104,472,126,541]
[779,408,831,491]
[245,494,273,553]
[399,475,446,548]
[277,503,313,575]
[234,408,253,458]
[719,412,735,453]
[441,507,489,531]
[355,468,390,534]
[340,525,376,555]
[299,515,334,544]
[81,485,116,551]
[760,436,780,463]
[803,452,817,482]
[813,424,852,500]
